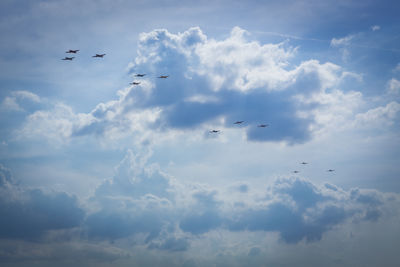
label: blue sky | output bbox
[1,0,400,266]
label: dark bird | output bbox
[293,170,300,174]
[92,54,106,58]
[135,74,146,77]
[257,124,269,128]
[66,49,79,53]
[301,162,308,165]
[130,82,140,85]
[327,169,335,172]
[234,121,244,124]
[62,57,74,60]
[209,130,220,133]
[158,75,169,78]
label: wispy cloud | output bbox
[388,78,400,95]
[371,25,381,31]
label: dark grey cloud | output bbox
[180,210,222,235]
[82,150,393,246]
[148,237,190,252]
[226,177,386,243]
[0,150,399,266]
[0,166,84,240]
[85,208,165,241]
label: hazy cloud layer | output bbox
[1,148,399,265]
[85,150,398,246]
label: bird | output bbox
[135,74,146,77]
[92,54,106,58]
[293,170,300,174]
[327,169,335,172]
[209,130,220,133]
[301,162,308,165]
[66,49,79,53]
[157,75,169,78]
[257,124,269,128]
[130,82,140,85]
[62,57,74,60]
[234,121,244,124]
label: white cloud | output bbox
[387,78,400,95]
[354,101,400,129]
[0,90,41,112]
[394,63,400,73]
[330,34,355,47]
[1,96,22,111]
[16,27,393,148]
[371,25,381,31]
[12,90,41,103]
[83,27,356,144]
[17,103,76,144]
[194,27,297,92]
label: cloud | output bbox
[148,236,190,252]
[0,90,41,112]
[19,27,395,149]
[330,34,359,62]
[330,34,355,47]
[39,26,354,146]
[371,25,381,31]
[13,27,366,146]
[0,164,13,187]
[1,149,400,265]
[387,78,400,95]
[85,148,175,242]
[395,63,400,73]
[354,101,400,129]
[17,103,77,144]
[0,165,85,240]
[81,150,398,247]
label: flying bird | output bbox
[257,124,269,128]
[301,162,308,165]
[66,49,79,53]
[92,54,106,58]
[135,74,146,77]
[293,170,300,174]
[327,169,335,172]
[62,57,74,60]
[158,75,169,78]
[234,121,244,124]
[130,82,140,85]
[209,130,220,133]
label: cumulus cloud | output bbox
[1,149,400,265]
[15,26,360,146]
[81,150,399,247]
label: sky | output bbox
[1,0,400,266]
